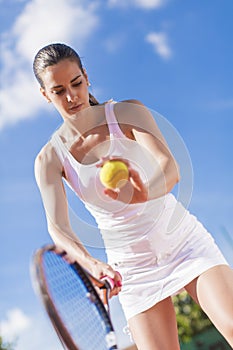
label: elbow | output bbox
[47,221,61,246]
[164,157,180,193]
[47,220,67,244]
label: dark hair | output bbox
[33,43,98,106]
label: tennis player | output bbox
[33,43,233,350]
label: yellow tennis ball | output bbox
[100,160,129,189]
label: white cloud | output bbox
[0,308,31,340]
[108,0,164,9]
[0,0,99,130]
[0,308,63,350]
[16,313,63,350]
[11,0,99,62]
[146,31,172,60]
[0,67,49,129]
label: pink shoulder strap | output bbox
[104,101,125,139]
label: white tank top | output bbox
[50,101,167,247]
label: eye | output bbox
[72,81,82,87]
[52,89,64,95]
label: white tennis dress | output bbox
[50,101,228,321]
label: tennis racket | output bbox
[31,244,119,350]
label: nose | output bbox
[66,90,77,103]
[66,93,73,103]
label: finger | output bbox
[129,168,144,190]
[104,188,119,200]
[57,250,76,264]
[114,271,122,287]
[96,156,110,168]
[109,286,122,298]
[108,157,130,167]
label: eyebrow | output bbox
[51,74,82,89]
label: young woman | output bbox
[33,43,233,349]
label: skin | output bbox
[35,58,233,349]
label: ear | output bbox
[40,87,51,103]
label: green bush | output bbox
[0,336,14,350]
[173,291,212,343]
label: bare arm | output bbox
[130,100,180,200]
[34,143,120,286]
[104,100,180,202]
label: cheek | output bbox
[51,93,65,104]
[51,97,67,113]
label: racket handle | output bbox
[101,272,122,290]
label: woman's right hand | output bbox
[104,167,148,204]
[88,257,122,297]
[97,157,148,204]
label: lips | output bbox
[69,104,83,113]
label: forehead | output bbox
[41,59,82,87]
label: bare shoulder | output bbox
[35,142,53,166]
[34,141,62,182]
[115,99,156,130]
[120,98,145,107]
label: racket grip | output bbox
[101,272,122,290]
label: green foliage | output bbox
[173,291,212,343]
[0,336,14,350]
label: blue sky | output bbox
[0,0,233,349]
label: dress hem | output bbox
[124,259,229,321]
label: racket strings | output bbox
[42,250,115,350]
